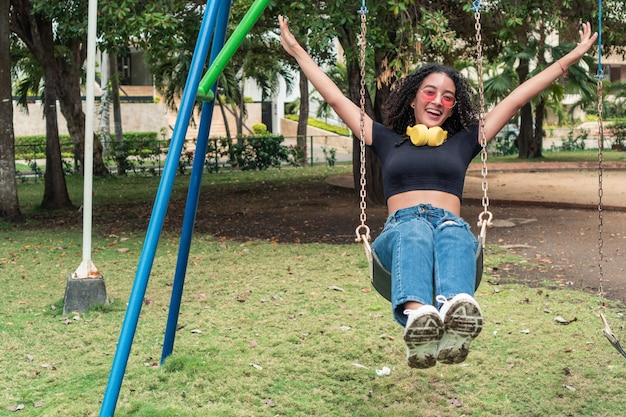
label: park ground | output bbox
[25,161,625,304]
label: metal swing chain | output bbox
[596,75,605,306]
[595,0,626,358]
[355,4,370,243]
[473,1,493,239]
[597,73,626,358]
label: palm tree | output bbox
[482,40,597,158]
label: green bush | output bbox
[107,132,160,157]
[204,133,297,172]
[14,135,73,159]
[552,129,587,151]
[230,135,291,171]
[609,120,626,148]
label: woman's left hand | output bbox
[573,22,598,60]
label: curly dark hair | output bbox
[383,64,478,137]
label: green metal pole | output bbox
[196,0,270,102]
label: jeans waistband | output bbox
[389,204,454,221]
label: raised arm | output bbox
[279,15,373,145]
[483,22,598,142]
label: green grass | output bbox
[478,149,626,164]
[1,163,625,416]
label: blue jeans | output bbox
[372,204,478,327]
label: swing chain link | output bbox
[474,2,493,238]
[596,76,605,306]
[355,8,370,243]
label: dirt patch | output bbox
[25,173,626,306]
[185,177,626,306]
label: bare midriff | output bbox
[387,190,461,217]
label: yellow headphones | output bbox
[406,124,448,147]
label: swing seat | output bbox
[366,236,484,302]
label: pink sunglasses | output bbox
[420,88,456,108]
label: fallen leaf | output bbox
[563,384,576,392]
[555,316,578,325]
[449,398,462,407]
[34,401,44,408]
[249,340,258,349]
[6,404,25,412]
[376,366,391,376]
[250,363,263,370]
[263,398,276,407]
[190,329,202,334]
[116,248,130,253]
[236,290,252,302]
[327,285,345,292]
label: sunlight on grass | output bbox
[1,229,624,416]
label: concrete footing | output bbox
[63,276,108,314]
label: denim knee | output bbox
[371,204,478,326]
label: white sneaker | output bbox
[403,305,444,369]
[436,294,483,365]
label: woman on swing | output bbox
[279,15,597,368]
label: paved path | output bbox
[464,161,626,211]
[328,161,626,210]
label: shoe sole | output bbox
[437,300,483,364]
[404,312,444,369]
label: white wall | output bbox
[13,101,169,137]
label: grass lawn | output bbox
[1,163,625,416]
[477,148,626,164]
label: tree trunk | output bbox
[10,0,107,178]
[0,0,23,221]
[41,70,74,210]
[515,59,534,159]
[10,0,72,210]
[110,54,126,175]
[531,99,546,158]
[215,91,235,166]
[237,81,245,136]
[517,103,534,158]
[296,68,309,165]
[53,38,109,177]
[336,33,384,205]
[99,52,111,158]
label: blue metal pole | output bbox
[99,1,220,415]
[597,0,603,78]
[161,0,233,364]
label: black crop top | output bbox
[370,122,481,202]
